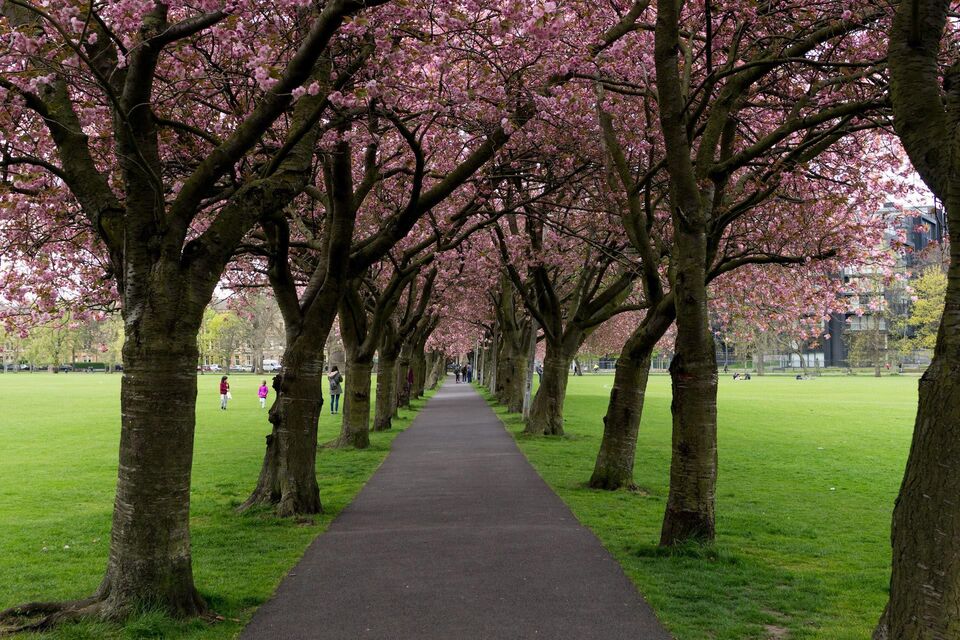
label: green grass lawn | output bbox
[487,373,917,640]
[0,372,429,639]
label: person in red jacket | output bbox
[220,375,230,410]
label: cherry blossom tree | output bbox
[0,0,388,626]
[491,175,642,436]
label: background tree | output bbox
[900,266,948,352]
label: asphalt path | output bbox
[240,378,672,639]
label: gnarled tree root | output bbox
[0,583,208,636]
[0,596,105,635]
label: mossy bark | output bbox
[337,360,372,448]
[373,355,398,432]
[589,352,652,490]
[660,226,718,546]
[97,333,207,617]
[525,349,572,436]
[240,341,324,516]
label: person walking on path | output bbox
[219,375,230,410]
[328,367,343,414]
[258,380,269,409]
[455,366,461,383]
[466,363,473,383]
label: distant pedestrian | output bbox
[328,367,343,415]
[258,380,269,409]
[219,375,230,410]
[898,362,903,374]
[535,363,543,382]
[461,364,468,383]
[466,363,473,383]
[593,363,600,374]
[455,366,461,383]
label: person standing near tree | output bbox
[220,376,230,411]
[328,367,343,415]
[455,365,461,383]
[258,380,269,409]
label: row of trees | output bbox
[0,296,287,372]
[0,1,956,638]
[0,315,121,370]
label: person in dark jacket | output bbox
[328,367,343,414]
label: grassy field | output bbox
[487,373,917,640]
[0,372,428,639]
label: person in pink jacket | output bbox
[258,380,269,409]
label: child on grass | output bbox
[258,380,269,409]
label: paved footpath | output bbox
[241,380,672,640]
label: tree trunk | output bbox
[425,351,444,389]
[395,346,412,411]
[488,326,499,392]
[495,339,510,400]
[660,227,718,546]
[479,346,488,386]
[525,347,571,436]
[373,355,397,432]
[495,318,528,413]
[875,201,960,640]
[337,360,372,448]
[412,344,427,398]
[240,341,324,516]
[507,354,526,413]
[590,352,653,490]
[85,333,207,618]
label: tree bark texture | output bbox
[590,352,652,490]
[373,325,402,432]
[240,342,324,516]
[525,347,572,436]
[395,346,412,411]
[373,355,398,432]
[95,333,207,617]
[495,320,528,412]
[412,343,427,398]
[425,351,445,389]
[653,0,720,547]
[875,2,960,636]
[338,360,372,448]
[589,299,674,491]
[660,227,718,546]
